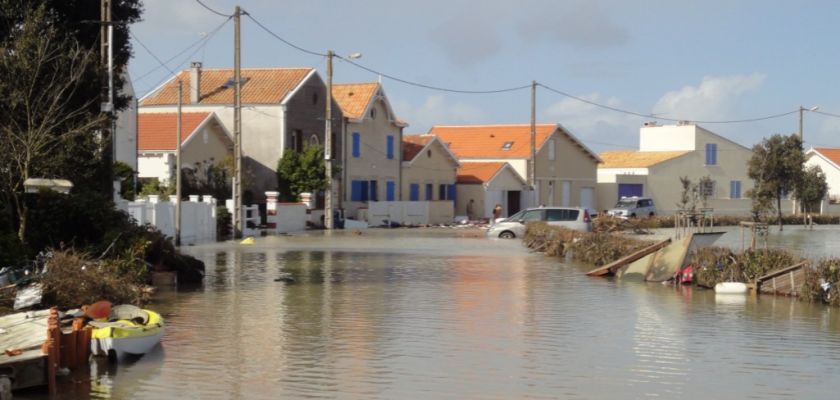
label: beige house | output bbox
[456,162,528,219]
[332,82,406,218]
[401,135,459,202]
[429,124,601,215]
[139,63,341,202]
[597,122,753,215]
[137,112,232,186]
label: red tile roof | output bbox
[429,124,557,159]
[332,82,379,120]
[140,68,313,106]
[138,112,212,151]
[457,162,509,184]
[813,147,840,167]
[402,135,434,162]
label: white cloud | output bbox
[543,93,639,151]
[652,73,767,121]
[393,95,485,133]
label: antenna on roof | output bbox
[378,74,382,83]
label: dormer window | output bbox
[501,141,514,150]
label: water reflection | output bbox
[25,229,840,399]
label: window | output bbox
[292,130,303,152]
[447,184,456,203]
[352,132,360,158]
[427,150,432,158]
[351,180,368,202]
[730,180,742,199]
[705,143,717,165]
[439,184,447,200]
[386,181,395,201]
[369,180,378,202]
[310,134,320,146]
[521,210,543,222]
[502,141,514,151]
[312,92,318,105]
[425,183,433,201]
[370,107,377,119]
[409,184,420,201]
[386,135,394,160]
[700,180,715,198]
[547,139,555,161]
[546,209,579,222]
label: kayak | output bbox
[90,305,164,359]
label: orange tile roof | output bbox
[430,124,557,159]
[457,162,509,184]
[138,112,212,151]
[402,135,434,161]
[598,150,689,168]
[140,68,313,106]
[332,82,378,120]
[813,148,840,167]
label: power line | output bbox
[245,12,531,94]
[812,110,840,119]
[537,83,800,124]
[195,0,232,17]
[244,13,327,57]
[133,17,231,82]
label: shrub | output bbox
[524,222,651,266]
[691,247,797,287]
[800,259,840,306]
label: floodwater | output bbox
[44,227,840,399]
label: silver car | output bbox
[607,197,656,218]
[487,207,593,239]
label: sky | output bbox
[129,0,840,153]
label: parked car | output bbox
[487,207,592,239]
[607,196,656,218]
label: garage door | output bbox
[580,187,594,211]
[617,184,643,200]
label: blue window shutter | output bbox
[410,184,419,201]
[425,183,433,201]
[386,136,394,160]
[706,143,717,165]
[386,181,395,201]
[352,133,360,158]
[730,181,735,198]
[369,180,378,202]
[736,181,741,199]
[448,184,456,203]
[351,180,361,201]
[439,184,446,200]
[360,180,369,202]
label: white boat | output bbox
[714,282,748,294]
[90,305,164,359]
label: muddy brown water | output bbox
[31,227,840,399]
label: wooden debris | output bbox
[586,238,671,276]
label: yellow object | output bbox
[240,237,255,245]
[91,309,164,340]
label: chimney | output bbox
[190,62,202,104]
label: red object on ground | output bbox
[85,301,112,320]
[676,265,694,285]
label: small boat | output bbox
[90,305,164,359]
[714,282,748,294]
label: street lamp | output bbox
[799,105,819,140]
[324,51,362,230]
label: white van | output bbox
[487,207,592,239]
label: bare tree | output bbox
[0,6,105,242]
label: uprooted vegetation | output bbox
[523,222,652,266]
[689,247,797,288]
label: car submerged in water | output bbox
[607,196,656,218]
[486,207,592,239]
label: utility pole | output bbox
[232,5,243,238]
[175,81,183,246]
[530,80,537,206]
[799,105,819,141]
[324,50,334,229]
[100,0,114,199]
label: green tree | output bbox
[676,176,697,213]
[276,144,338,202]
[795,165,828,213]
[747,134,805,230]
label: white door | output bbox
[561,181,571,206]
[580,187,594,212]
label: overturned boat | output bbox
[90,304,164,359]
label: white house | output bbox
[805,147,840,203]
[455,162,528,219]
[597,122,753,215]
[137,112,232,185]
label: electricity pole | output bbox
[232,5,243,238]
[100,0,114,199]
[175,81,183,246]
[324,50,334,229]
[799,105,819,141]
[530,80,537,206]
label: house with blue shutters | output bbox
[332,82,407,219]
[401,135,459,204]
[597,122,753,215]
